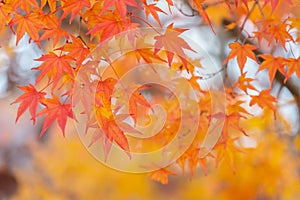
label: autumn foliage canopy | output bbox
[2,0,300,186]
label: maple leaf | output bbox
[164,0,174,13]
[147,168,176,185]
[40,26,70,47]
[154,23,195,71]
[95,78,117,104]
[234,72,257,94]
[95,107,132,158]
[0,2,12,31]
[60,0,91,23]
[213,110,248,145]
[33,52,75,90]
[257,54,287,87]
[57,35,90,66]
[177,145,214,177]
[10,0,38,13]
[88,128,103,148]
[263,0,292,11]
[133,38,166,64]
[142,1,167,27]
[289,17,300,41]
[11,84,46,124]
[94,78,137,158]
[224,42,257,72]
[88,128,113,161]
[101,0,141,20]
[192,0,215,34]
[38,11,69,47]
[121,22,141,46]
[38,95,75,136]
[129,87,152,125]
[284,57,300,82]
[214,137,243,173]
[71,61,100,118]
[41,0,57,13]
[86,10,125,42]
[233,0,249,9]
[254,19,294,51]
[34,10,69,47]
[8,12,45,45]
[190,149,211,177]
[250,89,277,116]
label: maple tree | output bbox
[1,0,300,189]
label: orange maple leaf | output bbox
[254,19,294,51]
[154,23,195,71]
[8,12,45,45]
[38,95,75,137]
[284,57,300,82]
[95,107,131,158]
[250,89,277,116]
[129,87,152,125]
[233,0,249,9]
[133,38,166,64]
[57,35,90,66]
[263,0,292,11]
[94,78,139,158]
[164,0,173,12]
[33,52,75,90]
[100,0,141,20]
[142,1,167,27]
[257,54,287,87]
[95,78,117,104]
[224,42,257,72]
[192,0,215,34]
[214,137,243,173]
[41,0,57,13]
[11,84,46,124]
[10,0,38,13]
[0,2,12,31]
[60,0,91,23]
[147,168,176,185]
[38,11,69,47]
[86,10,125,42]
[234,72,257,94]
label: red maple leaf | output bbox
[60,0,91,23]
[129,87,152,125]
[263,0,292,11]
[193,0,215,34]
[33,52,75,90]
[38,11,69,47]
[142,0,167,27]
[101,0,141,20]
[11,84,46,124]
[38,95,75,137]
[8,12,45,45]
[57,35,90,66]
[86,10,125,42]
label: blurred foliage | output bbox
[11,108,300,200]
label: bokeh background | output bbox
[1,0,300,199]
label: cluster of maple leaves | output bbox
[1,0,299,184]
